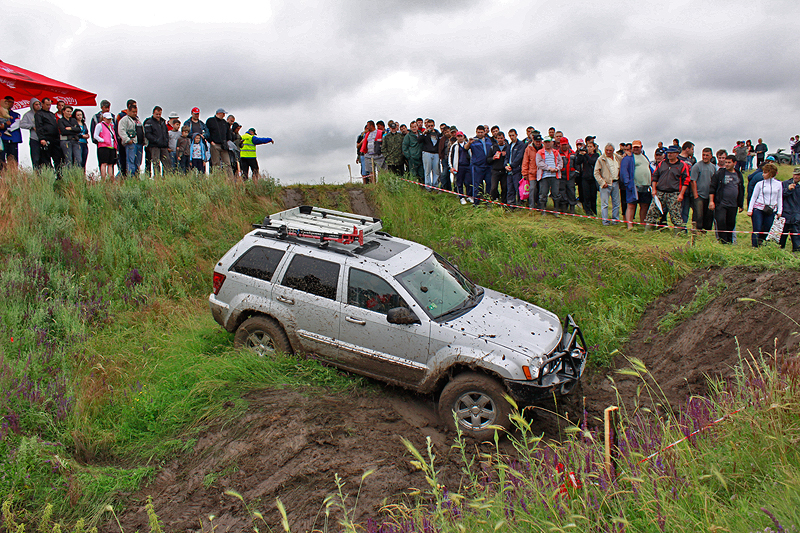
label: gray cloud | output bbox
[5,0,800,182]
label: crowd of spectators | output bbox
[357,119,800,252]
[0,96,274,181]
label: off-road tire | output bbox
[234,316,292,357]
[438,373,512,441]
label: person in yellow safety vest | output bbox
[240,127,273,180]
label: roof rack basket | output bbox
[253,205,383,246]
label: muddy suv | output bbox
[209,206,587,439]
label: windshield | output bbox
[396,252,482,320]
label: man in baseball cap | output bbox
[183,107,207,142]
[239,127,274,181]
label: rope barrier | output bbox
[394,175,800,237]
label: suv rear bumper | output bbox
[504,315,587,403]
[209,294,229,329]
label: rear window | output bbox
[230,246,285,282]
[281,255,340,300]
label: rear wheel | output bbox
[438,373,512,440]
[234,316,292,357]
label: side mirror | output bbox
[387,307,420,325]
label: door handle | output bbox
[345,316,366,325]
[277,296,294,304]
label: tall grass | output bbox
[0,167,798,527]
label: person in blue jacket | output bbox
[1,96,23,169]
[466,125,493,205]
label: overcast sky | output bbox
[5,0,800,183]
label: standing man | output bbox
[359,120,385,183]
[575,140,599,216]
[755,138,768,168]
[644,146,690,231]
[438,125,452,190]
[90,100,111,168]
[118,99,144,177]
[536,136,564,214]
[690,148,716,231]
[239,127,273,181]
[418,119,440,190]
[144,106,170,176]
[679,141,696,224]
[206,108,233,176]
[733,141,748,174]
[487,131,508,202]
[382,121,405,176]
[708,154,744,244]
[779,167,800,252]
[505,129,526,206]
[34,97,63,174]
[466,125,493,204]
[183,107,208,141]
[521,134,544,209]
[402,122,424,182]
[19,98,41,168]
[1,96,22,167]
[450,131,472,203]
[558,137,577,214]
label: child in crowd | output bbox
[190,132,208,173]
[176,126,191,173]
[168,118,181,169]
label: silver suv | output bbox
[209,206,587,439]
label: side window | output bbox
[282,255,340,300]
[230,246,285,282]
[347,268,408,315]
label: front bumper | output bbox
[505,314,587,403]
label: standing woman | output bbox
[746,140,754,170]
[58,106,81,167]
[93,112,118,181]
[747,162,782,247]
[74,109,90,172]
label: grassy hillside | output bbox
[0,166,798,529]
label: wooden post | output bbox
[691,221,697,246]
[348,164,353,184]
[604,406,619,480]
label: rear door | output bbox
[336,264,430,386]
[271,249,342,359]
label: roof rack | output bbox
[252,205,383,246]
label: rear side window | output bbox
[230,246,285,282]
[347,268,408,315]
[281,255,340,300]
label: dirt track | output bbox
[102,266,800,532]
[103,186,800,531]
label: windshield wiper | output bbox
[436,291,482,321]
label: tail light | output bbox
[212,272,226,295]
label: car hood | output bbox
[440,288,563,358]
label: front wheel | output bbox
[234,316,292,357]
[438,373,512,440]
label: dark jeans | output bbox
[693,197,714,231]
[38,140,64,176]
[715,206,738,243]
[538,176,561,210]
[30,139,41,169]
[581,178,597,215]
[471,165,491,204]
[751,208,774,247]
[490,169,507,202]
[681,194,693,224]
[190,159,205,172]
[80,143,88,169]
[506,170,522,205]
[240,157,258,179]
[454,167,471,198]
[440,158,451,190]
[779,222,800,252]
[563,178,577,208]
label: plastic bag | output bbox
[766,216,785,242]
[519,179,530,201]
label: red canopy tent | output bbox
[0,59,96,110]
